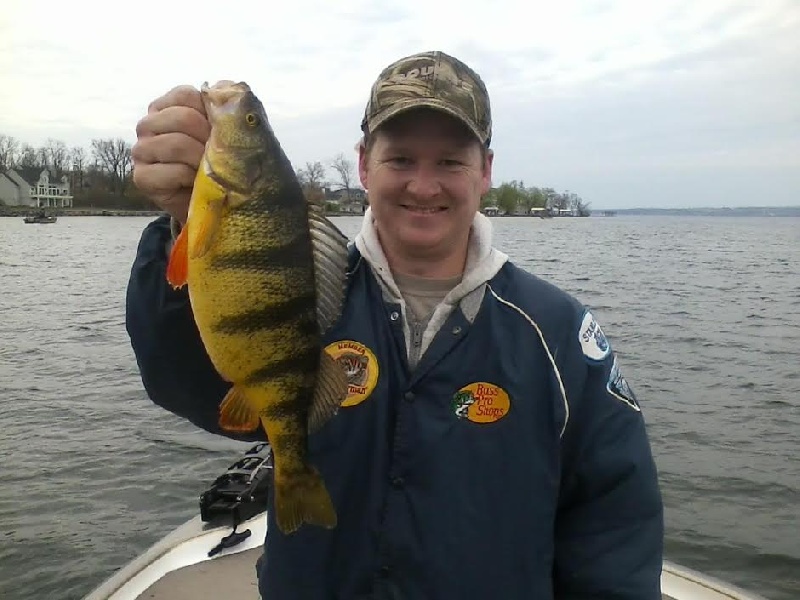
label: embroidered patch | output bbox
[578,311,611,362]
[324,340,379,407]
[452,382,510,423]
[607,356,640,411]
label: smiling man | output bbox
[126,50,664,599]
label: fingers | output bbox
[131,83,229,225]
[136,105,211,145]
[147,84,206,116]
[132,132,206,171]
[133,162,198,194]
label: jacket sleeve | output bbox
[125,214,265,442]
[553,308,664,599]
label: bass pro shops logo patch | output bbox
[578,310,611,363]
[324,340,379,407]
[451,382,510,423]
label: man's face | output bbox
[358,108,493,274]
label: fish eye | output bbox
[245,113,259,126]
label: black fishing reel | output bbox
[199,442,274,528]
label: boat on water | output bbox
[83,443,769,600]
[23,212,57,224]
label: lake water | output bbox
[1,215,798,600]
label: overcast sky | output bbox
[2,0,798,209]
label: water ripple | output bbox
[1,215,798,600]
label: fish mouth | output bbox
[200,80,250,117]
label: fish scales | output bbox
[166,80,350,534]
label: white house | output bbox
[0,170,34,206]
[30,169,73,208]
[0,169,73,208]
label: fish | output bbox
[165,80,351,535]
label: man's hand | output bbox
[131,85,211,225]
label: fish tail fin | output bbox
[273,464,337,534]
[166,224,189,288]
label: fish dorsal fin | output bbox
[308,205,350,334]
[308,349,350,435]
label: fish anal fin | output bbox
[308,209,350,333]
[307,349,349,435]
[166,224,189,289]
[218,385,260,433]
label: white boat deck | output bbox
[127,547,715,600]
[134,547,261,599]
[83,510,769,600]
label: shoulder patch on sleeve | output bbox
[607,355,640,411]
[578,310,611,362]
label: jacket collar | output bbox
[353,207,508,359]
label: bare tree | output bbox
[0,135,19,170]
[18,144,37,169]
[91,138,133,196]
[70,146,88,192]
[46,138,69,173]
[329,152,355,201]
[35,146,49,169]
[297,160,328,205]
[298,161,327,188]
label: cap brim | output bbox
[367,98,487,145]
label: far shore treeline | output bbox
[0,133,591,216]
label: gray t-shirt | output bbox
[394,271,462,368]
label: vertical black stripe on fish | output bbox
[210,234,312,272]
[261,389,315,426]
[212,295,317,335]
[245,347,319,386]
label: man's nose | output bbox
[405,166,442,198]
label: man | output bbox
[127,50,664,599]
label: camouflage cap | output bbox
[361,50,492,146]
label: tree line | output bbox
[482,180,591,216]
[0,133,589,216]
[0,133,149,210]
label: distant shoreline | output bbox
[0,207,163,218]
[592,206,800,217]
[2,206,798,219]
[1,207,371,219]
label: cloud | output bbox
[1,0,798,208]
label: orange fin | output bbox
[166,225,189,289]
[273,465,337,534]
[218,385,260,433]
[188,165,227,259]
[188,198,225,259]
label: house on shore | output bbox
[323,186,367,214]
[0,168,74,208]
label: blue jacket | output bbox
[126,213,664,599]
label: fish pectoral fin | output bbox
[188,164,228,259]
[189,196,226,259]
[218,385,261,433]
[308,205,351,334]
[307,349,350,435]
[166,223,189,289]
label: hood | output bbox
[353,207,508,359]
